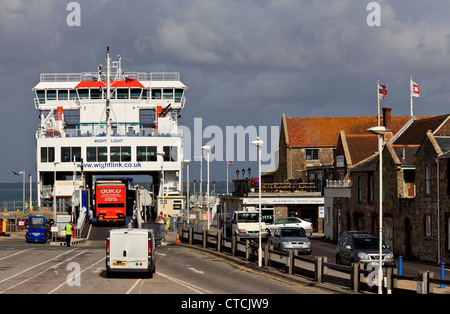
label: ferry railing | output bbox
[40,72,181,82]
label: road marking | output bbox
[0,250,88,294]
[0,249,75,285]
[156,271,212,294]
[188,267,204,274]
[126,279,142,294]
[48,256,105,294]
[0,248,33,261]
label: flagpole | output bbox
[226,161,229,195]
[410,76,413,117]
[377,80,380,126]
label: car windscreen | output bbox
[280,228,306,238]
[354,237,386,250]
[29,217,45,229]
[237,213,259,222]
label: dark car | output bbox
[336,231,394,268]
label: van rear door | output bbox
[108,230,150,272]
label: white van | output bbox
[106,228,156,277]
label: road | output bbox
[0,235,333,295]
[309,238,447,279]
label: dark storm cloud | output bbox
[1,0,450,181]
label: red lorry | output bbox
[95,182,127,223]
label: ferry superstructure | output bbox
[33,48,187,217]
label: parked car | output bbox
[270,227,311,254]
[335,231,394,268]
[266,217,313,235]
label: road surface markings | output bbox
[0,249,88,294]
[0,248,33,261]
[0,249,75,286]
[48,256,105,294]
[156,271,212,294]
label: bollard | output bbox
[441,262,445,288]
[398,256,402,281]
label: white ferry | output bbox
[33,47,187,219]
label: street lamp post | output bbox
[202,145,211,230]
[367,125,387,294]
[157,152,165,215]
[251,137,264,267]
[184,160,190,223]
[13,171,25,211]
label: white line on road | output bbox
[126,279,142,294]
[0,249,88,294]
[156,271,212,294]
[48,256,105,294]
[0,248,33,261]
[0,249,76,285]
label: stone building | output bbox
[333,114,450,264]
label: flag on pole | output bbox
[227,161,233,166]
[411,80,420,97]
[378,84,388,99]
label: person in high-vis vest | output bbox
[65,221,73,247]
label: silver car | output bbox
[266,217,313,234]
[270,227,311,254]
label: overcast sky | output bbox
[1,0,450,183]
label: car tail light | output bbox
[106,239,110,255]
[148,240,152,256]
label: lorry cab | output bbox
[106,228,156,277]
[26,215,49,243]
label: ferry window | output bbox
[64,110,80,129]
[163,89,173,99]
[152,89,161,99]
[41,147,55,163]
[163,146,178,162]
[78,89,89,100]
[47,90,57,101]
[175,89,183,102]
[61,147,81,162]
[110,146,131,162]
[141,89,150,100]
[117,88,129,99]
[37,90,45,104]
[58,90,68,100]
[139,109,155,127]
[70,90,77,100]
[90,89,102,99]
[137,146,157,162]
[130,89,141,99]
[87,147,107,162]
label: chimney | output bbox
[382,106,393,142]
[382,106,392,130]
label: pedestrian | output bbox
[65,221,73,247]
[128,219,134,229]
[157,211,165,224]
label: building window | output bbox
[110,146,131,162]
[358,176,362,203]
[61,147,81,163]
[137,146,157,162]
[163,146,178,162]
[86,147,107,162]
[41,147,55,163]
[367,172,374,203]
[426,164,431,195]
[424,214,432,237]
[306,149,319,160]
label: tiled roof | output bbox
[394,115,450,145]
[345,134,378,165]
[285,115,413,147]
